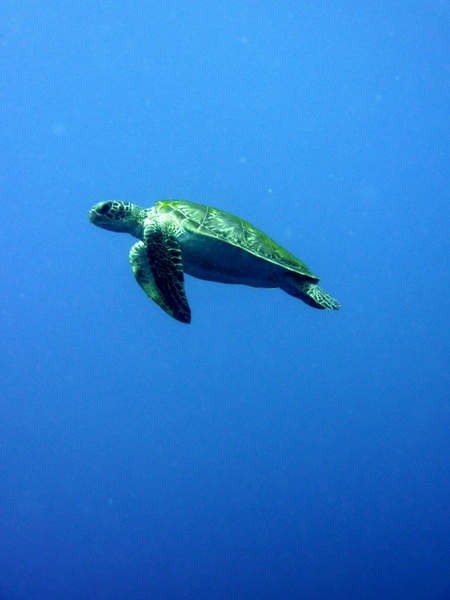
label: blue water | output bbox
[1,2,449,599]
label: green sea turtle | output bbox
[89,199,340,323]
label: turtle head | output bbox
[89,200,144,237]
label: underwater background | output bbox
[1,2,449,599]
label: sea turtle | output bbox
[89,199,340,323]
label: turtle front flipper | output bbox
[129,237,191,324]
[144,221,191,323]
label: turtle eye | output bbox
[98,202,111,214]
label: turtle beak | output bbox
[89,202,107,224]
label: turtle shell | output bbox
[155,200,319,281]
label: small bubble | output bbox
[51,122,67,136]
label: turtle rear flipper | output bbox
[282,274,340,311]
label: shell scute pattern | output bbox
[156,200,308,273]
[203,208,249,244]
[202,206,311,274]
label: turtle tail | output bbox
[282,275,340,311]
